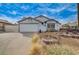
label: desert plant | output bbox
[30,43,42,55]
[32,34,40,44]
[30,34,43,55]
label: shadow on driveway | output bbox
[20,32,35,38]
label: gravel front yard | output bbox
[0,33,33,55]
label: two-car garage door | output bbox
[19,24,39,32]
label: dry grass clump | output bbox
[30,34,48,55]
[32,34,40,43]
[30,43,76,55]
[30,34,43,55]
[30,43,42,55]
[45,44,77,55]
[29,33,79,55]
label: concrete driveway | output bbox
[0,33,33,55]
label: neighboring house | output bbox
[18,15,61,32]
[61,21,78,30]
[0,19,12,32]
[61,24,70,30]
[67,21,78,29]
[5,24,18,32]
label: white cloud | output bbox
[20,4,30,10]
[49,4,70,13]
[57,19,66,24]
[67,7,77,12]
[0,15,18,23]
[57,14,77,24]
[45,4,76,13]
[37,4,69,14]
[11,11,17,15]
[67,14,77,22]
[21,6,28,10]
[38,3,51,7]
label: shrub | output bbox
[30,34,42,55]
[32,34,40,43]
[30,43,42,55]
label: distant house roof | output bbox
[67,22,77,26]
[18,17,34,23]
[18,17,40,24]
[35,15,61,24]
[46,19,61,24]
[0,19,12,24]
[35,15,49,22]
[18,15,61,24]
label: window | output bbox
[51,23,55,28]
[47,23,50,28]
[47,23,55,28]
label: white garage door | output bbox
[19,24,39,32]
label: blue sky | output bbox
[0,3,77,24]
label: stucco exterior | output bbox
[18,15,61,32]
[5,24,18,32]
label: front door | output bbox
[47,23,55,31]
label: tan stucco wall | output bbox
[5,24,18,32]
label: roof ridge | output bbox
[35,15,50,19]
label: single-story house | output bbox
[18,15,61,32]
[0,19,12,32]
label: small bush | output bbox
[32,34,40,43]
[30,34,42,55]
[30,43,42,55]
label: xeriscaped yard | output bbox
[0,33,33,55]
[0,32,79,55]
[30,32,79,55]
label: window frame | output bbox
[47,23,55,28]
